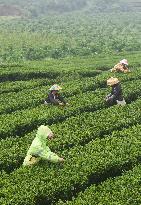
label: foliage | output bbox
[0,5,141,202]
[1,122,141,204]
[0,0,141,61]
[57,164,141,205]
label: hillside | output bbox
[0,0,88,17]
[0,0,141,17]
[0,52,141,205]
[0,0,141,62]
[0,1,141,204]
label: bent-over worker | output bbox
[44,84,68,106]
[105,77,126,106]
[23,125,64,166]
[110,59,130,73]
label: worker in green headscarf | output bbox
[23,125,64,166]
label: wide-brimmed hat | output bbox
[49,84,62,91]
[120,59,128,65]
[107,77,119,86]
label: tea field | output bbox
[0,52,141,205]
[1,0,141,62]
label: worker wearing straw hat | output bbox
[110,59,130,73]
[44,84,68,106]
[105,77,126,106]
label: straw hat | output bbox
[49,84,62,91]
[107,77,119,86]
[120,59,128,65]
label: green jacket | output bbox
[25,125,60,163]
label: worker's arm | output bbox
[123,66,130,73]
[105,93,112,101]
[107,89,117,101]
[58,95,66,104]
[111,84,122,100]
[48,93,59,105]
[107,93,112,98]
[106,95,116,105]
[111,63,120,72]
[40,149,64,163]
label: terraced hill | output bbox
[0,52,141,204]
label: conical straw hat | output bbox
[107,77,119,86]
[49,84,62,91]
[120,59,128,65]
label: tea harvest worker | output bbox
[105,77,126,106]
[110,59,130,73]
[23,125,64,166]
[44,84,68,106]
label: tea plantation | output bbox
[0,52,141,205]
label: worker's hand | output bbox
[59,158,65,163]
[59,102,64,106]
[44,101,48,105]
[48,132,54,140]
[105,95,110,101]
[108,97,112,101]
[66,103,70,106]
